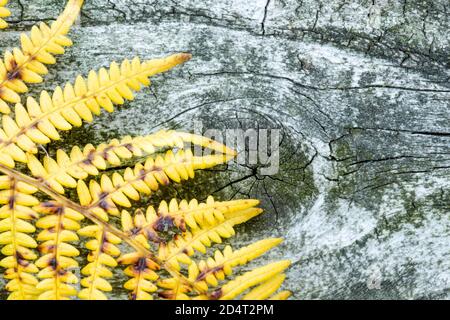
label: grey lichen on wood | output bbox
[0,0,449,299]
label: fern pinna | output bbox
[0,1,291,300]
[0,0,9,30]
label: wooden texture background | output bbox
[0,0,449,299]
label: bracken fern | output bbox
[0,0,291,300]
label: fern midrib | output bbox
[159,213,261,294]
[165,268,202,297]
[42,134,172,184]
[191,247,266,289]
[162,219,236,264]
[221,269,273,300]
[0,163,154,260]
[132,264,144,300]
[43,131,185,183]
[8,179,27,299]
[0,163,205,297]
[0,0,81,90]
[87,156,190,209]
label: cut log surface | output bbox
[1,0,449,299]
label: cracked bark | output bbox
[0,0,449,299]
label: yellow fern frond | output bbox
[156,238,288,300]
[218,261,291,300]
[76,149,233,216]
[0,54,191,166]
[157,275,191,300]
[156,239,283,299]
[0,0,10,30]
[194,260,291,300]
[34,201,84,300]
[77,223,121,300]
[24,130,235,191]
[0,0,84,113]
[158,205,263,266]
[0,176,40,300]
[268,290,292,300]
[242,273,286,300]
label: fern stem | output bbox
[8,178,26,298]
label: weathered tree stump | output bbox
[0,0,448,299]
